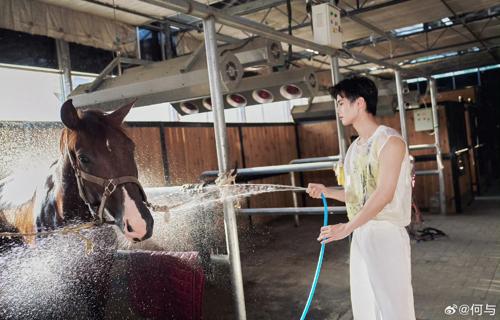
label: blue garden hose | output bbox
[299,193,329,320]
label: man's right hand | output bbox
[306,183,327,199]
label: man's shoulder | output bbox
[374,126,406,157]
[377,125,402,138]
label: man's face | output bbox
[336,95,361,126]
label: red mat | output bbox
[127,251,205,320]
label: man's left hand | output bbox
[317,223,354,243]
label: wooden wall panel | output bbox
[164,127,217,185]
[163,126,242,185]
[298,121,339,157]
[241,126,298,213]
[297,121,338,207]
[126,127,165,187]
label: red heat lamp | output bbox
[252,89,274,104]
[202,97,212,111]
[280,84,303,99]
[180,101,199,114]
[226,94,247,108]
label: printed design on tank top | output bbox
[345,132,382,220]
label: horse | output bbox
[0,99,155,319]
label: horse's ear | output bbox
[60,99,80,130]
[107,99,136,126]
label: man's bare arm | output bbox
[306,184,345,202]
[324,187,345,202]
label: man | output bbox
[306,76,416,320]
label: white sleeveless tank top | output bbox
[344,125,412,227]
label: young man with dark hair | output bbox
[307,76,416,319]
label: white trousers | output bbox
[350,219,416,320]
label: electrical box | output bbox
[312,3,342,49]
[413,108,434,132]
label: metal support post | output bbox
[136,27,142,59]
[395,70,408,143]
[329,56,347,159]
[429,77,446,214]
[203,16,247,320]
[56,39,72,100]
[161,22,174,60]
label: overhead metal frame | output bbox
[347,35,500,69]
[284,3,500,74]
[225,0,288,16]
[82,0,201,31]
[439,0,500,63]
[138,0,401,71]
[346,5,500,75]
[106,0,495,77]
[345,4,500,50]
[51,0,500,77]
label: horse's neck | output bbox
[60,156,94,222]
[37,156,92,228]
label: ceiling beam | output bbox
[172,0,412,40]
[342,0,412,17]
[440,0,500,63]
[82,0,202,30]
[139,0,400,70]
[403,48,500,77]
[344,34,500,68]
[225,0,288,16]
[345,12,416,53]
[345,8,500,49]
[275,0,412,32]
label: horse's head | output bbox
[60,99,154,242]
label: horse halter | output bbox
[65,145,150,225]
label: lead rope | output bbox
[0,222,98,255]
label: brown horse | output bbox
[0,99,154,241]
[0,99,154,319]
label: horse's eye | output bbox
[78,155,90,165]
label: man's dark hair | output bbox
[329,76,378,116]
